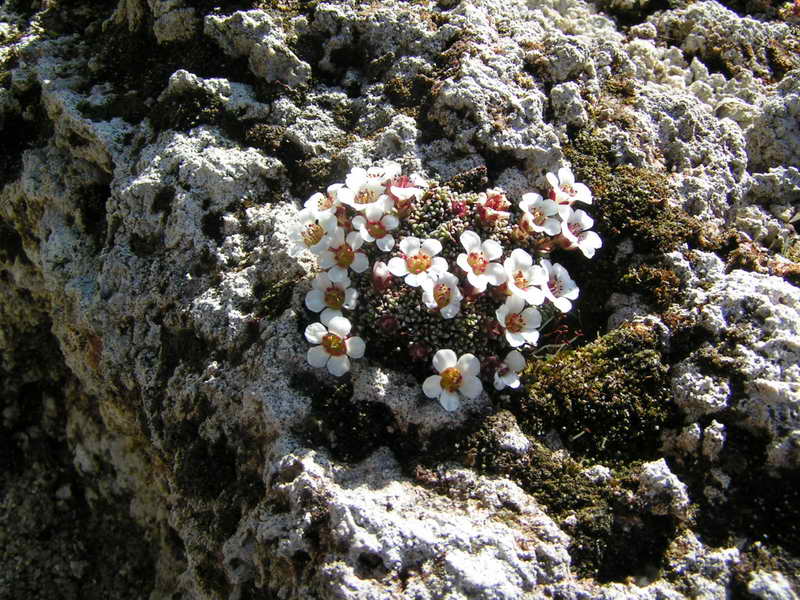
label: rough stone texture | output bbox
[2,0,800,599]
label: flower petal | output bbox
[433,349,457,373]
[343,288,358,309]
[456,253,471,274]
[504,350,526,372]
[305,322,327,344]
[459,375,483,399]
[558,166,574,185]
[387,256,408,276]
[439,390,460,412]
[421,238,442,257]
[346,336,365,359]
[431,256,449,274]
[376,235,395,252]
[482,239,503,261]
[459,230,481,253]
[399,236,420,255]
[307,345,329,368]
[320,308,343,323]
[440,303,460,319]
[351,252,370,273]
[506,331,525,347]
[466,271,488,292]
[456,353,480,377]
[521,307,542,329]
[305,289,326,312]
[327,266,349,283]
[423,375,442,399]
[501,372,521,389]
[553,297,572,313]
[327,315,351,338]
[382,214,400,230]
[485,262,507,286]
[318,251,336,270]
[546,172,559,189]
[327,354,350,376]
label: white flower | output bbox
[476,188,511,223]
[387,237,448,288]
[341,162,402,211]
[494,350,526,391]
[422,349,483,411]
[305,272,358,322]
[305,314,365,377]
[503,248,546,305]
[351,202,400,252]
[540,259,579,313]
[455,231,507,292]
[387,172,427,204]
[546,166,592,218]
[561,208,602,258]
[304,183,343,219]
[495,295,542,347]
[287,208,338,257]
[421,272,463,319]
[518,192,561,236]
[318,227,370,282]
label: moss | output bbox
[517,322,678,461]
[565,133,699,255]
[406,411,678,581]
[620,264,681,310]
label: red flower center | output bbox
[548,278,562,296]
[433,283,451,308]
[467,252,488,275]
[505,313,525,333]
[322,333,347,356]
[324,286,345,309]
[366,221,387,239]
[333,244,355,268]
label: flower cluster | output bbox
[288,161,600,412]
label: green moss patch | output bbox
[516,322,678,461]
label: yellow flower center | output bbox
[561,183,576,196]
[514,270,529,290]
[322,332,347,356]
[355,190,376,204]
[505,313,525,333]
[324,286,345,309]
[302,224,324,248]
[433,283,451,309]
[440,367,463,393]
[333,244,355,268]
[467,251,488,275]
[406,253,432,275]
[532,208,546,225]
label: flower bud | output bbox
[372,261,393,292]
[376,314,399,334]
[451,200,467,217]
[484,319,503,339]
[481,355,502,379]
[408,342,429,362]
